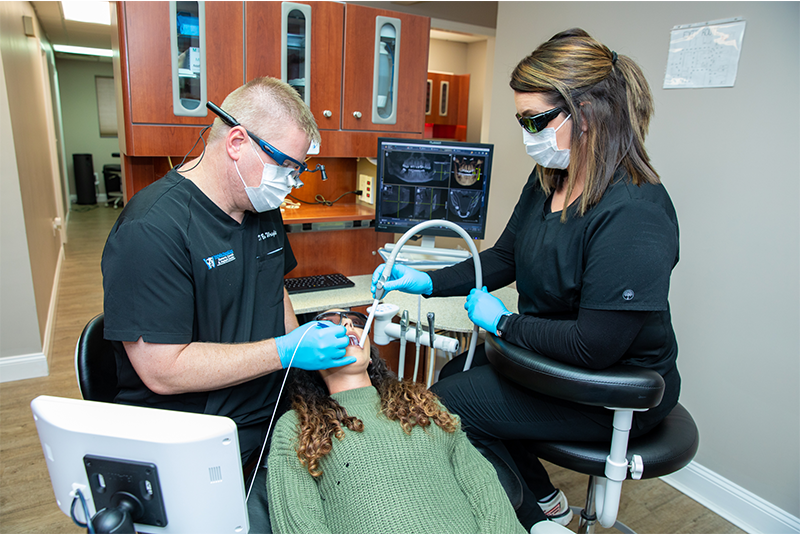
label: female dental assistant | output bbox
[371,28,680,531]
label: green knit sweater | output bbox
[267,386,525,534]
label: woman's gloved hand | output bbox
[464,286,511,335]
[275,321,355,370]
[371,264,433,298]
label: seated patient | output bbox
[267,309,526,534]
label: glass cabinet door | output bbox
[372,16,401,125]
[282,2,311,106]
[439,80,449,117]
[170,1,207,116]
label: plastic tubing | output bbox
[374,220,482,371]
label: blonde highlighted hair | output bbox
[511,28,659,220]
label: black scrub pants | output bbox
[431,345,624,530]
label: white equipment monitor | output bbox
[31,395,249,534]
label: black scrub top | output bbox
[430,169,680,426]
[102,169,297,463]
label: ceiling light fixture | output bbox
[61,1,111,25]
[53,44,113,57]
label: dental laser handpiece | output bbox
[359,299,380,348]
[412,317,422,381]
[398,310,409,380]
[361,275,391,348]
[426,312,436,387]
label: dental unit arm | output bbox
[371,220,482,371]
[369,303,459,354]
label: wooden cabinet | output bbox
[425,72,469,141]
[117,2,244,154]
[245,2,429,158]
[245,2,345,132]
[340,4,429,134]
[114,1,429,196]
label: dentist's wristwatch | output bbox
[495,313,512,338]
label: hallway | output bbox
[1,204,118,533]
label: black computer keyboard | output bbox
[284,273,356,294]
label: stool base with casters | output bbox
[484,334,699,534]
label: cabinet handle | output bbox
[353,111,362,119]
[323,110,332,118]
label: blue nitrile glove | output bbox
[464,286,511,334]
[371,263,433,298]
[274,321,354,370]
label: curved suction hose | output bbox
[374,220,482,371]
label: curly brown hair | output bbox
[290,346,459,477]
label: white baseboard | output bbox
[661,461,800,534]
[0,353,49,382]
[42,247,65,368]
[0,243,64,384]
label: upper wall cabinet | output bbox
[341,4,429,134]
[245,2,344,131]
[117,1,244,155]
[117,1,428,165]
[245,2,430,156]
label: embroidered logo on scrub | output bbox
[203,249,236,270]
[622,289,635,301]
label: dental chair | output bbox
[74,313,120,402]
[483,334,699,534]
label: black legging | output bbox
[431,345,622,529]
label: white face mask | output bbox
[522,114,572,170]
[234,140,298,212]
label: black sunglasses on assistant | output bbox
[207,101,307,178]
[515,107,564,134]
[314,311,368,329]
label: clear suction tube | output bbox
[374,220,482,371]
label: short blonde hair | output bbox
[207,77,320,148]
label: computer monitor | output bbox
[31,395,249,534]
[375,138,494,244]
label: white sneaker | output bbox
[538,489,573,527]
[529,520,574,534]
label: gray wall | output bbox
[0,51,41,360]
[55,58,119,199]
[0,1,62,370]
[487,1,799,518]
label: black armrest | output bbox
[484,334,665,409]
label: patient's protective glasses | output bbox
[515,107,564,134]
[207,101,307,178]
[314,311,368,329]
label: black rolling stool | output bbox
[484,334,699,534]
[74,313,120,403]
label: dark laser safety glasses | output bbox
[314,311,368,329]
[515,107,564,134]
[207,101,307,178]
